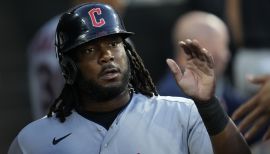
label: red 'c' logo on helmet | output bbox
[88,8,106,27]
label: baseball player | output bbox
[8,2,250,154]
[27,0,126,120]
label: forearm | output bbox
[210,119,251,154]
[195,97,251,154]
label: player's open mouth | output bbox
[99,68,120,80]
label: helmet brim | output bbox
[61,31,134,53]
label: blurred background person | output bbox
[27,16,64,119]
[226,0,270,97]
[28,0,127,119]
[158,11,246,116]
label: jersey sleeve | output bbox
[8,136,23,154]
[187,103,214,154]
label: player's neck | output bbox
[78,89,131,112]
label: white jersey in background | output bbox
[27,16,64,119]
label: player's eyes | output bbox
[109,41,118,47]
[82,48,94,54]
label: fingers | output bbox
[263,127,270,141]
[185,39,201,59]
[238,106,262,132]
[244,115,269,140]
[166,59,183,83]
[179,41,193,59]
[202,48,214,69]
[247,74,270,85]
[179,39,214,68]
[231,96,258,120]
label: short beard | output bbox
[76,66,130,103]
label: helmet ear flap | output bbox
[60,56,78,85]
[55,26,77,85]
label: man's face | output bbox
[75,35,130,102]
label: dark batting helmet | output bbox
[55,2,134,84]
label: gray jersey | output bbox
[8,93,213,154]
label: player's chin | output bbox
[101,79,123,88]
[101,75,128,89]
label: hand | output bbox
[167,39,215,102]
[232,75,270,141]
